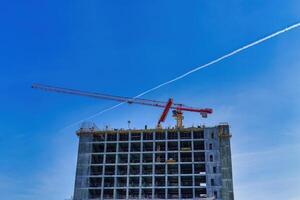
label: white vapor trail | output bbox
[63,22,300,130]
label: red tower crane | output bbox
[32,83,213,128]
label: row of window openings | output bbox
[89,176,210,188]
[89,164,218,175]
[91,153,215,164]
[91,141,214,153]
[93,131,216,142]
[89,188,209,199]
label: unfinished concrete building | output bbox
[73,124,234,200]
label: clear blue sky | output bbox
[0,1,300,199]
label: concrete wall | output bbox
[218,125,234,200]
[73,134,93,200]
[205,127,222,199]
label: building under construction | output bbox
[73,124,234,200]
[30,84,234,199]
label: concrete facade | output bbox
[73,124,234,200]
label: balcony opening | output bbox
[106,143,116,152]
[168,176,178,186]
[167,164,178,174]
[194,141,204,150]
[129,165,140,175]
[194,152,205,162]
[119,133,129,141]
[155,164,165,174]
[142,189,152,199]
[130,154,140,163]
[104,177,114,187]
[193,130,204,139]
[90,165,102,175]
[142,165,153,174]
[129,189,139,199]
[143,153,153,163]
[180,152,192,162]
[116,189,126,199]
[117,177,127,187]
[181,176,192,186]
[181,188,193,199]
[107,134,117,141]
[105,154,116,164]
[155,142,166,151]
[167,152,178,163]
[143,132,153,140]
[118,154,128,164]
[142,177,152,187]
[195,188,207,198]
[155,176,165,186]
[104,165,115,175]
[194,164,206,174]
[89,177,102,188]
[89,189,101,199]
[131,133,141,141]
[93,134,104,142]
[195,176,206,186]
[167,188,179,199]
[129,177,139,187]
[117,165,127,175]
[143,142,153,151]
[181,164,192,174]
[168,131,178,140]
[103,189,113,199]
[155,153,166,163]
[131,142,141,152]
[155,189,165,199]
[180,141,191,151]
[168,142,178,151]
[155,132,165,140]
[180,131,191,139]
[119,143,129,152]
[92,143,104,153]
[91,154,103,164]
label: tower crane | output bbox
[32,83,213,128]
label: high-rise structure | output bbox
[73,124,234,200]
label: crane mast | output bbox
[32,83,213,128]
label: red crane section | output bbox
[157,98,173,128]
[32,83,213,128]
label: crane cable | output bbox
[63,22,300,130]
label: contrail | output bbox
[63,22,300,130]
[63,103,124,130]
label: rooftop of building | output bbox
[76,122,229,136]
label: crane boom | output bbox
[32,83,213,128]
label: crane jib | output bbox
[32,83,213,128]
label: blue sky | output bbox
[0,1,300,199]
